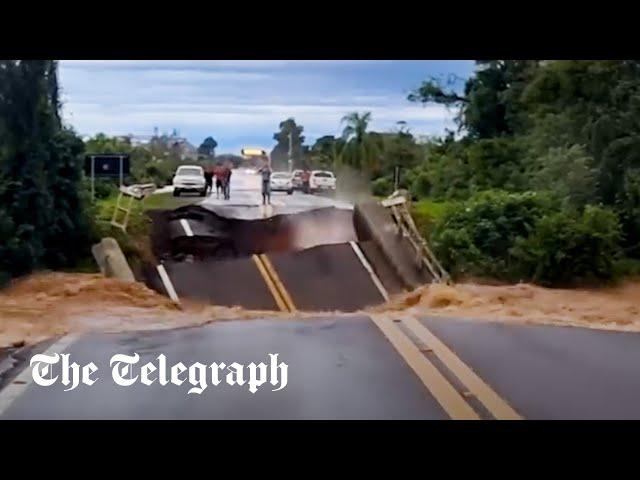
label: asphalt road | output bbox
[420,316,640,419]
[4,169,636,419]
[198,169,353,219]
[3,315,640,419]
[150,168,383,311]
[0,316,447,420]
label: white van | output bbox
[309,170,336,194]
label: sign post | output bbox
[91,155,96,202]
[288,132,293,173]
[119,155,124,187]
[394,165,401,191]
[84,154,131,202]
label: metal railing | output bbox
[381,192,451,284]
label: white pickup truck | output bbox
[172,165,206,197]
[309,170,336,194]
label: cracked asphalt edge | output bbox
[0,338,60,393]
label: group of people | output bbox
[204,162,232,199]
[201,158,288,206]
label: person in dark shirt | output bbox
[214,163,224,198]
[203,164,214,196]
[257,161,272,205]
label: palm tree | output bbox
[340,112,380,170]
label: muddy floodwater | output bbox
[374,280,640,332]
[0,272,283,347]
[2,272,640,348]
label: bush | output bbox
[430,190,557,280]
[530,145,598,210]
[412,199,455,237]
[430,190,623,285]
[410,171,431,198]
[84,178,119,200]
[371,177,393,197]
[511,206,622,285]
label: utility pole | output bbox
[288,131,293,173]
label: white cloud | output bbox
[61,60,392,70]
[58,60,460,151]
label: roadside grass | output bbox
[141,191,202,211]
[411,198,457,238]
[84,192,191,276]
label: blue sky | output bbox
[58,60,475,154]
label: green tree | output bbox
[308,135,345,169]
[198,136,218,158]
[0,60,91,282]
[271,118,305,170]
[340,112,381,170]
[409,61,540,138]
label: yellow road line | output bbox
[252,254,288,312]
[402,316,522,420]
[370,315,480,420]
[258,254,297,313]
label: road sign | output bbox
[85,154,131,201]
[241,148,267,157]
[84,154,130,177]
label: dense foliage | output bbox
[3,59,637,288]
[405,60,640,284]
[300,60,640,285]
[0,60,91,285]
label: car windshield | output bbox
[177,167,202,176]
[272,173,290,179]
[313,172,334,178]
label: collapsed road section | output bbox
[142,198,432,312]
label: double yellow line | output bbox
[371,315,522,420]
[252,254,297,313]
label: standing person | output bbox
[220,161,232,200]
[225,161,233,200]
[257,160,272,205]
[214,162,224,199]
[301,168,311,194]
[204,163,214,196]
[224,162,233,200]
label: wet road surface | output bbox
[420,316,640,419]
[2,315,640,419]
[7,170,635,419]
[0,316,447,420]
[198,170,352,219]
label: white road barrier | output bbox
[156,264,180,304]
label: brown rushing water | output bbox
[371,280,640,332]
[2,272,640,348]
[0,272,284,347]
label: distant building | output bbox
[115,132,198,160]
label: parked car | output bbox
[309,170,336,194]
[270,172,294,195]
[172,165,206,197]
[291,169,304,190]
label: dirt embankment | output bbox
[373,280,640,332]
[0,272,278,347]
